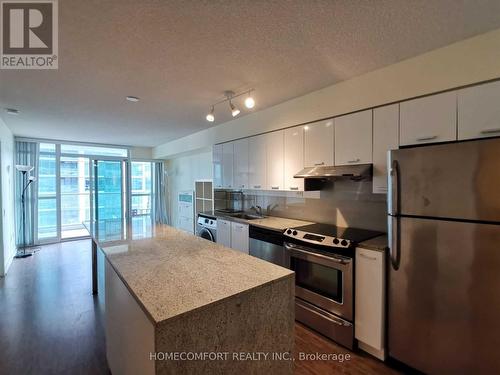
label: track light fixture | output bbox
[229,100,240,117]
[205,89,255,122]
[206,106,215,122]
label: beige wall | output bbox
[130,146,153,160]
[154,27,500,159]
[0,117,16,276]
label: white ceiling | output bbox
[1,0,500,147]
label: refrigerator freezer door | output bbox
[388,216,500,374]
[390,137,500,222]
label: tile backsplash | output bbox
[234,179,387,232]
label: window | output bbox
[37,144,57,240]
[60,144,128,157]
[60,157,90,239]
[131,162,153,232]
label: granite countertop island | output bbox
[85,221,294,375]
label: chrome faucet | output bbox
[266,204,278,215]
[251,205,263,216]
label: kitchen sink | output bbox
[231,213,265,220]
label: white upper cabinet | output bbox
[304,119,334,167]
[222,142,234,189]
[458,81,500,140]
[233,138,249,189]
[400,91,457,146]
[212,144,223,189]
[335,110,373,165]
[248,135,267,190]
[266,130,284,191]
[284,126,304,191]
[373,104,399,194]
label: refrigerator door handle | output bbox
[390,159,400,216]
[389,159,401,270]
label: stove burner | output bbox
[284,223,382,249]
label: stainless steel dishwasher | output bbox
[249,226,289,268]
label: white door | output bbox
[216,219,231,248]
[400,91,457,146]
[335,110,373,165]
[355,247,385,357]
[212,144,223,189]
[284,126,304,191]
[458,81,500,140]
[266,130,284,191]
[248,135,267,190]
[222,142,234,189]
[373,104,399,194]
[231,222,249,253]
[304,119,334,167]
[233,138,249,189]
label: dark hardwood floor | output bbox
[0,240,108,375]
[0,239,399,375]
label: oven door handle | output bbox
[284,243,352,267]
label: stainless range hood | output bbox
[294,164,372,179]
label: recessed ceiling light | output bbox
[5,108,19,115]
[126,96,140,102]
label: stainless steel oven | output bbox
[285,242,353,321]
[283,223,382,350]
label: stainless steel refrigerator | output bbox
[388,137,500,374]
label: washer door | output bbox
[198,228,215,242]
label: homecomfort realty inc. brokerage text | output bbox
[149,351,352,362]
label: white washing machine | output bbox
[196,213,217,242]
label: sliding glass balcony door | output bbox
[36,143,129,244]
[60,157,91,239]
[93,160,127,237]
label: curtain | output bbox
[15,141,39,247]
[154,161,169,225]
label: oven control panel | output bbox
[284,228,352,248]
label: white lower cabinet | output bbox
[355,247,386,360]
[217,219,248,253]
[216,219,231,248]
[230,222,249,254]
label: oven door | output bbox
[285,242,353,321]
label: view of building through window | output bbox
[36,143,154,243]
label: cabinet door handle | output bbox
[347,158,360,163]
[314,162,325,166]
[253,185,261,189]
[359,252,378,261]
[290,186,299,191]
[416,135,437,141]
[271,186,280,190]
[480,128,500,135]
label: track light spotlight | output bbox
[206,106,215,122]
[244,94,255,109]
[229,101,240,117]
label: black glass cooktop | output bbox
[293,223,383,243]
